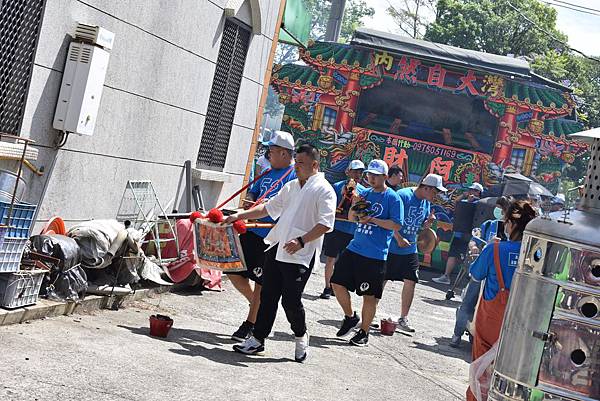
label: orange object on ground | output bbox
[40,216,66,235]
[467,241,509,401]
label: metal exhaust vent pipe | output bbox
[488,127,600,401]
[573,128,600,214]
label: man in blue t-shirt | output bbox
[319,159,365,300]
[331,159,403,347]
[228,131,297,342]
[433,182,484,285]
[385,174,446,333]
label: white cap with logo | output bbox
[365,159,389,175]
[469,182,484,193]
[421,173,447,192]
[348,160,365,170]
[262,130,295,150]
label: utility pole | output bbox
[324,0,346,42]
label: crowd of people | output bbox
[223,130,538,394]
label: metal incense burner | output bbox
[489,128,600,401]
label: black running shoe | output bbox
[231,320,254,342]
[350,329,369,347]
[319,287,333,299]
[336,312,360,337]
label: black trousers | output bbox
[253,247,314,341]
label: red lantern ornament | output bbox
[207,208,224,223]
[232,219,247,234]
[189,211,203,223]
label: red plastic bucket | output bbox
[149,314,173,338]
[380,319,397,336]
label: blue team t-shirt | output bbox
[470,240,521,300]
[346,187,404,261]
[332,180,366,235]
[389,188,431,256]
[247,166,297,237]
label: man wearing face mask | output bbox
[449,196,510,348]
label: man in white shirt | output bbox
[224,144,336,362]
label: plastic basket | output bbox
[0,269,45,309]
[0,236,28,273]
[0,201,37,238]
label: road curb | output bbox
[0,284,180,327]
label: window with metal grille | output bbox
[0,0,46,135]
[510,148,527,171]
[197,19,251,170]
[322,107,338,131]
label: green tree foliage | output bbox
[424,0,567,55]
[276,0,374,63]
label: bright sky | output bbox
[362,0,600,57]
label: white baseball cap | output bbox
[262,130,295,150]
[469,182,484,193]
[421,173,447,192]
[348,160,365,170]
[365,159,389,175]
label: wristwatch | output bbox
[296,236,305,248]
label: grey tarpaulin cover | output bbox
[67,219,171,286]
[29,234,87,302]
[351,28,531,78]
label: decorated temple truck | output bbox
[270,28,588,268]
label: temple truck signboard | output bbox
[269,28,588,266]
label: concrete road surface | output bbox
[0,268,470,401]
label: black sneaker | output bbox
[336,312,360,337]
[231,320,254,342]
[349,329,369,347]
[319,287,333,299]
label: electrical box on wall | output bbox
[53,25,114,136]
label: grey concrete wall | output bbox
[17,0,280,228]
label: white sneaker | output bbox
[233,335,265,355]
[432,275,451,285]
[295,332,309,362]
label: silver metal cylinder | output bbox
[489,129,600,401]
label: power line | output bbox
[543,0,600,16]
[507,2,600,63]
[552,0,600,13]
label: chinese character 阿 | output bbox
[374,51,394,71]
[456,70,479,96]
[429,157,454,181]
[395,56,421,85]
[427,64,447,88]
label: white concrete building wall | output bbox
[17,0,281,227]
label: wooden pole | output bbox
[239,0,288,207]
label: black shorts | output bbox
[322,230,354,258]
[385,252,420,282]
[226,231,267,284]
[448,235,471,258]
[331,249,386,299]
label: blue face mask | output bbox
[493,207,504,220]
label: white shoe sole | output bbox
[233,346,265,356]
